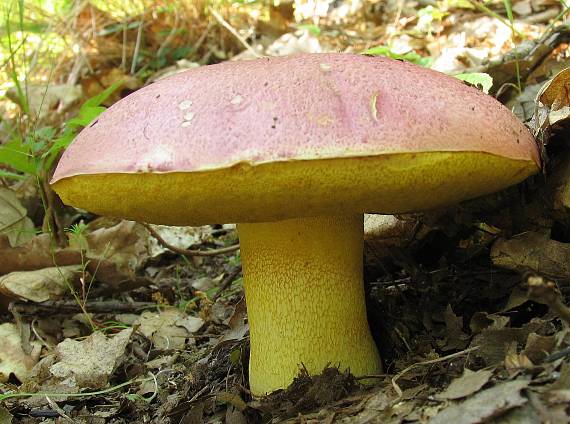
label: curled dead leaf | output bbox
[0,188,35,248]
[0,265,83,302]
[538,67,570,126]
[0,323,42,383]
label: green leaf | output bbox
[0,169,25,180]
[454,72,493,94]
[0,20,49,35]
[296,24,321,36]
[0,139,35,175]
[362,45,432,67]
[64,80,122,128]
[42,129,74,171]
[43,80,123,170]
[68,105,106,127]
[503,0,515,24]
[82,80,123,109]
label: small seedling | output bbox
[455,72,494,93]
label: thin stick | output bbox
[391,346,480,398]
[208,8,261,58]
[211,267,242,302]
[143,223,240,257]
[131,19,144,75]
[13,300,157,315]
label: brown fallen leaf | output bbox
[548,362,570,392]
[215,298,249,348]
[538,67,570,127]
[439,305,469,351]
[526,273,570,326]
[0,265,83,302]
[435,368,494,400]
[0,233,81,275]
[0,323,42,383]
[136,309,198,350]
[146,224,204,258]
[33,328,133,391]
[491,232,570,280]
[0,187,35,248]
[429,380,529,424]
[79,220,151,285]
[493,403,541,424]
[522,332,556,364]
[469,312,510,334]
[0,221,151,289]
[471,320,548,366]
[549,389,570,403]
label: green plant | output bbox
[0,81,122,179]
[541,2,570,37]
[466,0,522,37]
[502,0,522,93]
[416,4,448,35]
[362,45,433,68]
[295,23,321,36]
[62,222,94,329]
[455,72,493,93]
[0,374,158,402]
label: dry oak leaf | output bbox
[0,323,42,383]
[429,380,529,424]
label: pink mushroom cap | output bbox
[51,53,540,225]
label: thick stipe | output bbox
[239,215,381,395]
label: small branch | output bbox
[143,223,240,257]
[391,346,480,399]
[208,8,261,58]
[131,19,144,75]
[544,346,570,363]
[211,267,242,302]
[12,300,157,315]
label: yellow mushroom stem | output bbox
[238,214,382,396]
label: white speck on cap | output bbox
[231,95,244,105]
[178,100,193,110]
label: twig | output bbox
[355,374,389,380]
[544,346,570,363]
[121,20,128,70]
[143,223,240,257]
[12,300,157,315]
[45,397,74,424]
[211,267,242,302]
[391,346,480,399]
[131,19,144,74]
[188,384,211,403]
[208,8,261,58]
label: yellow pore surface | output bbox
[238,214,382,395]
[53,152,538,225]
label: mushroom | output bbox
[51,53,540,395]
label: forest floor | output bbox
[1,0,570,422]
